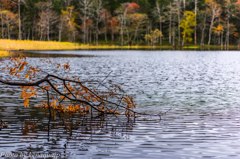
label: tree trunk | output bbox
[83,1,87,43]
[182,0,186,10]
[177,0,181,47]
[95,19,99,45]
[58,19,63,42]
[83,17,86,43]
[194,0,198,45]
[104,15,108,43]
[201,13,206,46]
[218,34,220,45]
[40,27,43,41]
[7,20,10,39]
[0,8,4,39]
[133,23,140,43]
[27,28,30,40]
[225,12,230,50]
[120,16,124,46]
[47,14,50,41]
[126,27,130,45]
[104,26,108,43]
[32,16,36,40]
[18,0,22,40]
[169,3,172,45]
[221,32,223,49]
[173,27,175,47]
[89,29,91,44]
[111,31,114,42]
[156,1,162,45]
[208,13,215,45]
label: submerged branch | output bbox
[0,57,161,121]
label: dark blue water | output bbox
[1,50,240,159]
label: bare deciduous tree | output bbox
[206,0,221,45]
[79,0,94,44]
[36,2,58,41]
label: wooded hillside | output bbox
[0,0,239,47]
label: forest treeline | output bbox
[0,0,240,47]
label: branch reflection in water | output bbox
[1,108,137,158]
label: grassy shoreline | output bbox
[0,39,239,57]
[0,39,172,57]
[0,39,174,50]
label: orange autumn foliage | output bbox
[0,56,136,118]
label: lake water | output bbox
[1,50,240,158]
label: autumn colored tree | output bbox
[144,29,163,46]
[0,0,17,10]
[194,0,198,45]
[213,24,224,46]
[0,0,17,39]
[18,0,22,40]
[177,0,182,46]
[0,10,17,39]
[205,0,222,45]
[79,0,94,44]
[36,1,58,41]
[165,1,178,46]
[223,0,239,49]
[92,0,103,45]
[127,13,148,44]
[60,6,77,42]
[154,0,170,45]
[180,11,196,46]
[99,9,111,42]
[108,16,119,42]
[116,2,140,45]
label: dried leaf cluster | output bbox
[0,57,136,119]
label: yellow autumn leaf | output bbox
[60,96,65,100]
[9,68,17,75]
[51,99,58,108]
[63,63,70,70]
[24,98,29,108]
[19,61,28,72]
[25,74,29,79]
[85,106,90,112]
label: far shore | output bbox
[0,39,240,57]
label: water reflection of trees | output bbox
[21,113,135,139]
[14,113,135,158]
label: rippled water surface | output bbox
[1,50,240,158]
